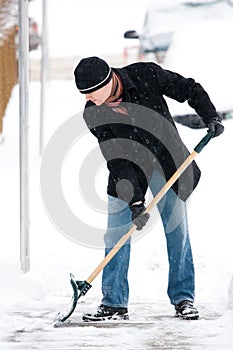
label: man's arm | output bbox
[83,111,150,230]
[83,105,147,205]
[155,64,224,136]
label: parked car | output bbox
[28,17,41,51]
[15,17,41,51]
[124,0,233,63]
[162,19,233,128]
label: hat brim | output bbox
[78,69,112,94]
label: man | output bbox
[74,56,224,321]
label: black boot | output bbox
[82,304,129,322]
[175,300,199,320]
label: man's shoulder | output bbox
[123,61,160,72]
[117,61,161,82]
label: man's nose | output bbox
[85,94,91,101]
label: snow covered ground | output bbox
[1,1,233,349]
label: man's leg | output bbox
[149,172,195,305]
[82,195,132,321]
[101,195,132,308]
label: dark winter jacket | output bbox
[83,62,219,204]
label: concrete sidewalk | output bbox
[1,300,232,350]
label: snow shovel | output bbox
[53,130,215,327]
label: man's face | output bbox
[85,80,112,106]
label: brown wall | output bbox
[0,27,18,134]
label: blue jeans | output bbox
[101,171,195,307]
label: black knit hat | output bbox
[74,56,112,94]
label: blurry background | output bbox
[0,1,233,348]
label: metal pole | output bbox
[39,0,48,156]
[18,0,30,273]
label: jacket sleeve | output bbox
[155,63,219,124]
[83,104,146,205]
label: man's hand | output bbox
[130,202,150,230]
[207,114,224,137]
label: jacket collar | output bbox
[112,67,136,100]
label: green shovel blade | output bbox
[53,274,92,327]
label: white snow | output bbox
[0,1,233,349]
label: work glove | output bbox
[206,114,224,137]
[130,202,150,230]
